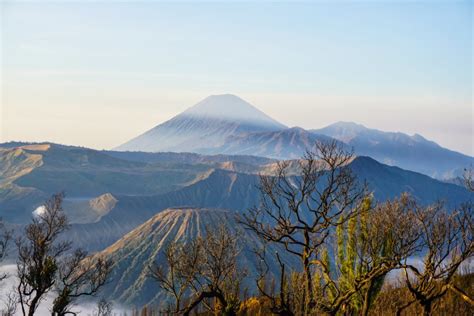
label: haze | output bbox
[1,1,472,155]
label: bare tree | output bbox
[93,299,113,316]
[241,140,368,314]
[16,193,111,316]
[17,193,71,316]
[184,225,243,316]
[0,221,11,282]
[149,241,199,314]
[398,202,474,316]
[0,218,12,316]
[253,246,296,316]
[1,292,18,316]
[151,225,243,316]
[52,249,111,316]
[463,167,474,192]
[0,220,14,315]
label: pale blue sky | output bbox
[1,1,472,155]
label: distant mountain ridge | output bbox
[1,142,472,253]
[312,122,473,179]
[115,95,473,179]
[68,157,472,252]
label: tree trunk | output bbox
[302,233,314,312]
[183,290,228,316]
[422,300,432,316]
[28,296,39,316]
[361,283,372,316]
[396,299,415,316]
[361,291,370,316]
[303,260,313,307]
[449,284,474,306]
[175,298,180,314]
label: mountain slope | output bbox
[211,127,334,159]
[68,168,261,251]
[116,94,286,152]
[350,156,472,204]
[67,158,472,252]
[2,143,471,252]
[313,122,473,179]
[0,142,275,224]
[0,143,215,222]
[105,150,276,166]
[92,208,299,307]
[62,193,117,224]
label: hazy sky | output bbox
[1,1,472,155]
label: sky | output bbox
[1,0,473,155]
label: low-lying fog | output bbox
[0,264,129,316]
[0,257,471,315]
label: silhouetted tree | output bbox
[463,167,474,191]
[17,193,70,316]
[16,193,111,316]
[52,249,110,316]
[94,299,113,316]
[241,141,434,315]
[0,221,14,316]
[149,241,198,313]
[151,225,243,315]
[253,247,296,316]
[398,202,474,316]
[0,220,11,283]
[242,140,368,314]
[1,292,17,316]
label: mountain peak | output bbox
[288,126,306,132]
[412,133,428,142]
[115,94,286,152]
[182,94,286,128]
[320,122,433,145]
[314,121,368,143]
[203,93,243,101]
[330,121,367,131]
